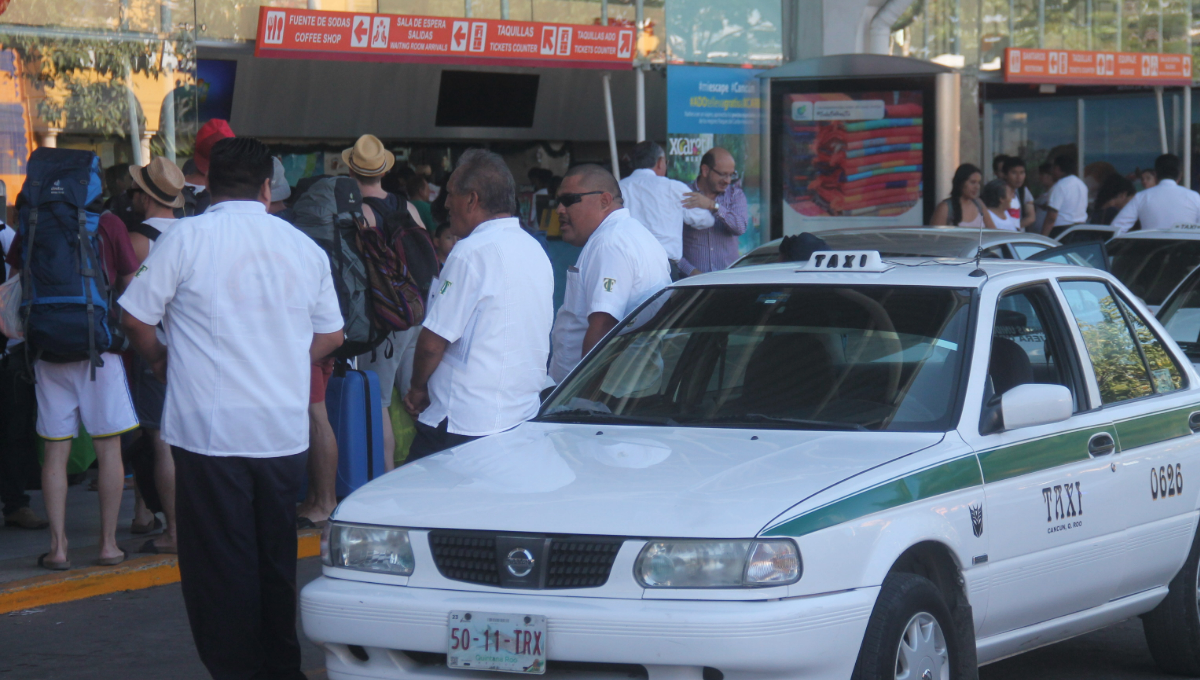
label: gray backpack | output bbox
[290,177,387,358]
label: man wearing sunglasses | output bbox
[548,164,671,384]
[680,147,748,275]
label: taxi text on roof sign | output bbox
[255,7,635,70]
[1004,47,1193,87]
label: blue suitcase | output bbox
[326,363,386,499]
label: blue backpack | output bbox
[17,148,114,374]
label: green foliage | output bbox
[2,30,192,137]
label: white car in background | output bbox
[302,252,1200,680]
[732,227,1088,269]
[1055,223,1120,244]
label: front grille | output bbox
[546,538,623,588]
[428,530,623,589]
[428,532,499,585]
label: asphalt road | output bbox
[0,559,1178,679]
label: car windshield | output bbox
[1157,268,1200,358]
[540,284,973,432]
[1108,238,1200,306]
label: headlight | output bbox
[635,539,801,588]
[323,522,415,576]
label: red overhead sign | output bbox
[1004,47,1193,86]
[255,7,634,70]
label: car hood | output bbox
[334,423,945,538]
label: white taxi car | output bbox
[302,252,1200,680]
[1108,225,1200,310]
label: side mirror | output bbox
[1000,383,1072,431]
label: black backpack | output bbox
[362,196,439,302]
[291,177,389,359]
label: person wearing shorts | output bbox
[7,209,141,570]
[297,356,337,528]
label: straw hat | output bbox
[342,134,395,178]
[129,157,185,209]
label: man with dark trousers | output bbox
[120,137,344,680]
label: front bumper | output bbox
[301,576,877,680]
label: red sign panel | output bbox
[255,7,634,70]
[1004,48,1193,86]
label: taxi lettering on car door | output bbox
[968,281,1125,638]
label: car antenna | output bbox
[969,216,986,277]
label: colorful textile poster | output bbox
[783,92,924,220]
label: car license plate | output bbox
[447,611,547,674]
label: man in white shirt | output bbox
[1112,154,1200,235]
[403,149,554,460]
[619,141,714,278]
[550,164,672,383]
[1042,154,1089,237]
[120,137,344,680]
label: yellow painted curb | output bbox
[0,529,322,615]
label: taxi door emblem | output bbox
[969,504,983,537]
[603,278,615,292]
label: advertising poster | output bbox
[666,65,763,254]
[782,91,924,233]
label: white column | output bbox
[602,73,619,177]
[1076,98,1085,175]
[500,0,508,19]
[1157,86,1170,154]
[124,62,144,167]
[40,128,60,149]
[307,0,318,8]
[635,0,644,142]
[140,131,154,166]
[1186,86,1193,188]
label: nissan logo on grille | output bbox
[506,548,535,577]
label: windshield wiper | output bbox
[537,409,677,426]
[698,414,870,431]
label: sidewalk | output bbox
[0,476,320,614]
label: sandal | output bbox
[94,548,128,567]
[130,516,162,535]
[37,553,70,571]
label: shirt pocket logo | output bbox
[603,278,616,292]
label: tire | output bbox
[852,572,964,680]
[1142,525,1200,676]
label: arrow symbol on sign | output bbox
[543,32,554,51]
[354,22,368,44]
[455,25,467,45]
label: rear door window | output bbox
[1060,280,1183,404]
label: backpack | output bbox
[291,177,389,359]
[362,196,439,301]
[130,222,161,241]
[17,148,114,374]
[175,185,209,218]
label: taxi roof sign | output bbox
[803,250,890,273]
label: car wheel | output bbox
[1142,527,1200,676]
[852,572,962,680]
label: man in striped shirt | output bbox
[680,148,749,275]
